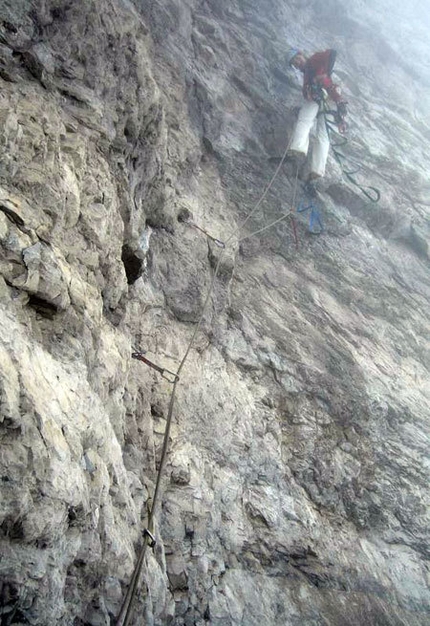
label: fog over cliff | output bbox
[0,1,429,625]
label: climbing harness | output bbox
[116,134,298,626]
[132,349,179,384]
[321,101,381,203]
[297,195,324,235]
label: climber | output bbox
[287,48,348,181]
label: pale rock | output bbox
[0,0,429,625]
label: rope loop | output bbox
[322,102,381,204]
[297,197,324,235]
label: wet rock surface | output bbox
[0,0,429,624]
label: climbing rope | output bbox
[117,92,385,622]
[117,381,178,626]
[116,134,298,626]
[322,102,381,203]
[226,136,295,243]
[238,163,300,243]
[119,86,385,619]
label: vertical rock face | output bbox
[0,1,429,625]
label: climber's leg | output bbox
[289,100,320,156]
[309,112,330,178]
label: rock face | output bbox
[0,1,429,625]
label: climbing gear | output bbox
[188,221,225,248]
[303,180,319,198]
[287,47,301,66]
[335,102,348,133]
[116,380,178,626]
[319,104,347,134]
[336,102,347,118]
[297,196,324,235]
[143,528,156,549]
[336,115,348,135]
[131,349,179,384]
[321,101,380,202]
[178,211,225,248]
[306,84,328,104]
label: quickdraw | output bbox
[297,197,324,234]
[131,349,179,384]
[143,528,156,549]
[190,222,225,248]
[181,216,225,248]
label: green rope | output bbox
[323,106,381,203]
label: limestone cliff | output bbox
[0,1,429,625]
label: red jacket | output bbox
[303,49,344,104]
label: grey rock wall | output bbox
[0,0,429,625]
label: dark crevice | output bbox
[2,21,18,34]
[1,517,25,541]
[27,294,58,318]
[150,403,164,417]
[0,608,31,625]
[0,204,25,226]
[121,244,143,285]
[67,505,85,528]
[177,207,192,223]
[58,89,87,106]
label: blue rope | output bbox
[297,198,324,235]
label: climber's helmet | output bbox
[287,48,306,70]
